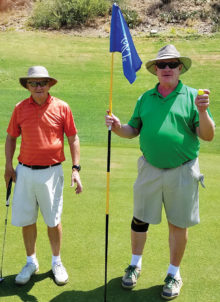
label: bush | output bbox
[160,9,198,23]
[161,0,172,3]
[30,0,111,29]
[122,8,141,28]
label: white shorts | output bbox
[12,164,64,227]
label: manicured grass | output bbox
[0,146,220,302]
[0,31,219,301]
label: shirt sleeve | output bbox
[63,104,78,137]
[7,107,21,138]
[128,95,143,130]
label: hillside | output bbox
[0,0,219,36]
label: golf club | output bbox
[0,177,13,283]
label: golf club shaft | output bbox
[0,178,13,280]
[0,207,9,279]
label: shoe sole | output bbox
[161,293,180,300]
[121,282,137,289]
[161,282,183,300]
[121,273,140,289]
[161,293,179,300]
[54,277,68,286]
[15,267,39,285]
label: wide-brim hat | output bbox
[19,66,57,88]
[146,44,192,75]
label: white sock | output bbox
[130,254,142,269]
[27,253,38,265]
[167,264,181,279]
[52,255,61,266]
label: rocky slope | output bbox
[0,0,219,36]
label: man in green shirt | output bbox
[105,45,215,300]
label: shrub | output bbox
[30,0,111,29]
[122,8,141,28]
[211,0,220,29]
[161,0,172,4]
[160,10,198,23]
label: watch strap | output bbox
[72,165,81,172]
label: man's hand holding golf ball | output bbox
[195,89,210,113]
[195,89,215,141]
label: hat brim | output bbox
[146,56,192,75]
[19,76,57,89]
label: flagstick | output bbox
[104,52,114,302]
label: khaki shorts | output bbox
[133,156,205,228]
[12,164,64,227]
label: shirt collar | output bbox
[150,80,185,97]
[29,93,52,105]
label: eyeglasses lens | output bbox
[156,62,180,69]
[28,81,49,87]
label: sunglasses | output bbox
[27,80,49,87]
[156,62,180,69]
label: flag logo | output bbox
[110,3,142,84]
[121,37,131,61]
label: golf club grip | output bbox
[6,178,12,201]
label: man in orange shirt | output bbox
[4,66,82,286]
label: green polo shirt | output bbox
[128,81,213,168]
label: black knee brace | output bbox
[131,217,149,232]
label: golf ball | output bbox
[198,89,204,95]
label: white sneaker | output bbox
[52,263,68,285]
[161,274,183,300]
[15,262,39,285]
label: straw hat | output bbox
[19,66,57,88]
[146,44,192,75]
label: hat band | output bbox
[27,74,50,78]
[157,54,180,59]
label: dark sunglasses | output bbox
[27,80,49,87]
[156,61,180,69]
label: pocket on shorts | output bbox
[56,164,64,176]
[137,156,146,174]
[186,158,205,188]
[58,165,64,185]
[15,162,22,174]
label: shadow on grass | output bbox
[50,277,163,302]
[0,270,52,302]
[0,275,163,302]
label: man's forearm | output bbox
[112,124,139,139]
[5,134,16,168]
[5,134,17,185]
[197,111,215,141]
[68,135,80,165]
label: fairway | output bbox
[0,31,219,302]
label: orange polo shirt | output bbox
[7,94,77,165]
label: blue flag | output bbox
[110,3,142,84]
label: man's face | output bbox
[26,78,51,101]
[155,59,182,88]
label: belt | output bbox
[162,159,191,170]
[19,162,61,170]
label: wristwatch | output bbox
[72,165,81,172]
